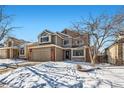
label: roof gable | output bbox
[38,29,54,38]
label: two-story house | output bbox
[28,29,90,62]
[0,29,91,62]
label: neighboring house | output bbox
[0,37,30,59]
[0,29,91,62]
[28,29,90,62]
[105,31,124,65]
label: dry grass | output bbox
[76,64,82,70]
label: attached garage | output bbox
[29,47,52,61]
[28,44,64,62]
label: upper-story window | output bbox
[41,36,49,42]
[64,40,69,45]
[75,40,79,45]
[40,36,51,43]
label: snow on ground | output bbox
[0,60,124,88]
[0,59,26,69]
[0,59,25,64]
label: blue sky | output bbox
[5,5,123,42]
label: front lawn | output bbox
[0,59,124,88]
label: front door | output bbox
[65,50,71,60]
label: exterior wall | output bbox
[51,35,56,44]
[62,29,80,38]
[107,44,118,64]
[0,48,19,59]
[13,40,22,46]
[5,39,23,47]
[29,47,51,61]
[12,49,19,58]
[107,43,124,65]
[56,35,63,47]
[0,49,8,58]
[63,37,72,48]
[117,43,124,65]
[55,47,63,61]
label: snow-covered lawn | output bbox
[0,59,26,69]
[0,60,124,88]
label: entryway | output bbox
[64,50,71,60]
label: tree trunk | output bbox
[88,47,96,66]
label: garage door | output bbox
[30,48,51,61]
[0,49,8,58]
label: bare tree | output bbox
[0,6,15,42]
[72,10,124,65]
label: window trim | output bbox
[71,48,85,57]
[40,35,51,43]
[19,47,25,55]
[63,39,69,45]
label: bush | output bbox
[76,64,82,70]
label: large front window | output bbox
[73,49,84,56]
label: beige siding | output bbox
[55,47,63,61]
[63,37,72,47]
[29,47,51,61]
[0,49,8,58]
[51,35,56,44]
[56,36,63,47]
[107,44,118,64]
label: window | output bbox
[64,40,69,45]
[40,36,49,42]
[73,49,84,56]
[20,48,24,55]
[76,40,79,44]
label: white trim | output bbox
[38,30,53,38]
[55,33,64,39]
[55,35,57,45]
[58,32,72,38]
[19,46,25,56]
[71,48,85,58]
[39,35,51,44]
[28,44,64,49]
